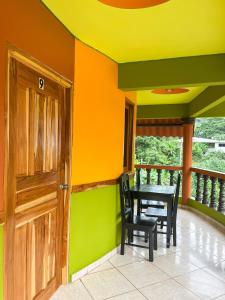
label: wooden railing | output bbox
[191,167,225,214]
[135,164,182,186]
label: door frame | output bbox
[4,46,73,299]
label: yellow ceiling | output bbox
[42,0,225,63]
[137,86,207,105]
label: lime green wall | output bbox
[69,185,121,279]
[0,225,3,300]
[188,199,225,227]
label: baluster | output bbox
[146,169,151,184]
[157,169,162,185]
[202,175,209,205]
[210,177,217,209]
[218,179,225,213]
[195,173,202,202]
[169,170,175,186]
[136,168,141,187]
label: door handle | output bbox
[59,184,70,190]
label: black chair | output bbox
[136,169,165,215]
[139,199,165,211]
[119,173,158,262]
[145,173,181,246]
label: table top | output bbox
[130,184,176,196]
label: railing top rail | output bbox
[135,164,182,171]
[191,167,225,180]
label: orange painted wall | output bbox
[0,0,75,211]
[72,40,136,185]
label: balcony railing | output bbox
[135,164,182,186]
[191,167,225,214]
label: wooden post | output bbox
[182,120,194,205]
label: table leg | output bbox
[166,200,172,248]
[137,198,141,216]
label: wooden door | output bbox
[5,57,71,300]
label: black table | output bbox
[130,184,176,248]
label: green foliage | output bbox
[192,143,208,163]
[193,151,225,172]
[194,118,225,140]
[135,118,225,197]
[135,136,181,166]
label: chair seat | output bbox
[140,199,165,209]
[145,207,167,218]
[133,215,158,227]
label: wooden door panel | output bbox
[16,86,59,177]
[14,209,57,300]
[14,225,27,300]
[17,85,29,176]
[6,57,69,300]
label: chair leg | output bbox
[160,220,164,229]
[120,226,126,255]
[131,228,134,243]
[145,231,148,243]
[128,229,133,244]
[148,231,154,262]
[137,200,141,216]
[173,222,177,246]
[154,226,157,251]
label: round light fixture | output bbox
[152,88,189,94]
[98,0,169,9]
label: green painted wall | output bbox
[188,199,225,227]
[0,225,3,300]
[69,185,121,279]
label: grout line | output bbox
[112,265,148,300]
[80,279,95,300]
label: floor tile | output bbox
[118,260,169,288]
[81,268,135,300]
[51,209,225,300]
[176,248,221,268]
[175,269,225,300]
[214,294,225,300]
[50,281,93,300]
[203,260,225,282]
[153,253,198,277]
[140,278,201,300]
[109,290,146,299]
[110,247,143,267]
[89,261,114,274]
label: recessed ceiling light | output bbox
[98,0,169,9]
[152,88,190,94]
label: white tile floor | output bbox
[52,208,225,300]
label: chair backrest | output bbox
[119,173,132,223]
[173,172,181,217]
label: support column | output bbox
[182,119,194,205]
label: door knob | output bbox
[59,184,70,190]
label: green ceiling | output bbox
[43,0,225,63]
[138,86,207,105]
[42,0,225,112]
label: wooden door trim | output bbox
[4,48,73,299]
[0,212,5,225]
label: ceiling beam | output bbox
[199,101,225,118]
[118,54,225,91]
[137,104,188,119]
[189,86,225,117]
